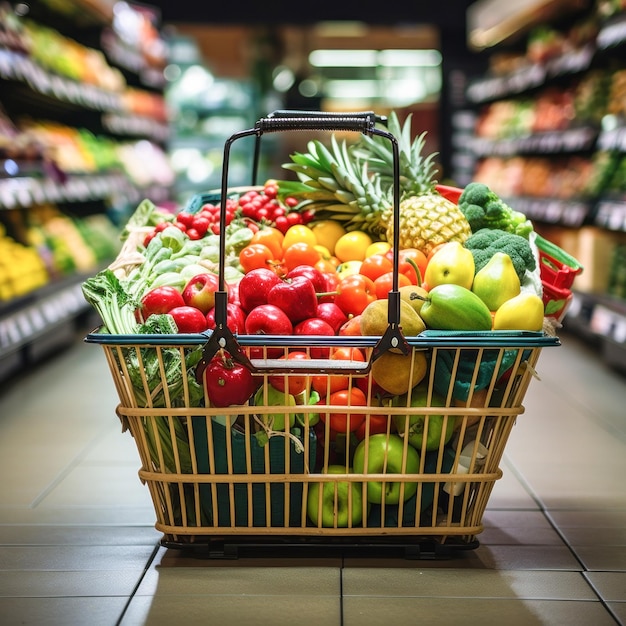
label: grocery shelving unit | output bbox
[0,0,172,382]
[462,0,626,372]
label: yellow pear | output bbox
[360,299,425,337]
[493,292,544,331]
[424,241,475,290]
[399,284,429,316]
[471,252,521,311]
[371,350,427,396]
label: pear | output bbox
[399,284,428,316]
[360,298,425,337]
[471,252,521,311]
[493,292,544,331]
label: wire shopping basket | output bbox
[85,111,561,558]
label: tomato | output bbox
[335,274,376,317]
[385,248,429,285]
[250,227,284,260]
[373,271,412,300]
[359,254,393,282]
[321,388,367,433]
[330,346,365,362]
[191,215,210,237]
[354,413,391,441]
[203,352,260,407]
[268,351,311,396]
[283,242,321,271]
[315,258,338,274]
[239,243,275,273]
[311,373,350,398]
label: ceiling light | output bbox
[309,49,442,68]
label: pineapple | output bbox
[279,111,471,255]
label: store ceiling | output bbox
[150,0,477,33]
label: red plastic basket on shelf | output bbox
[535,234,583,321]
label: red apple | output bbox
[293,317,334,358]
[238,268,282,313]
[206,302,246,334]
[267,276,318,324]
[315,302,348,333]
[286,265,327,293]
[244,304,293,336]
[169,305,209,333]
[140,286,185,320]
[227,280,241,306]
[182,273,221,314]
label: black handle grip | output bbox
[257,111,378,134]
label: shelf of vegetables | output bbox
[463,1,626,373]
[81,111,573,554]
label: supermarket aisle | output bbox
[0,328,625,626]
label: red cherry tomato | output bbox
[334,274,376,317]
[373,271,412,300]
[283,242,321,271]
[354,413,391,441]
[268,351,311,396]
[359,254,393,282]
[321,387,367,433]
[386,248,429,285]
[239,243,275,273]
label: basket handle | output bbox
[199,110,408,376]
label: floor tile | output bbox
[342,596,617,626]
[0,544,157,571]
[0,597,127,626]
[0,524,161,546]
[135,564,341,596]
[121,594,341,625]
[0,569,143,597]
[469,544,582,570]
[342,568,597,599]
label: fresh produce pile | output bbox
[82,113,577,528]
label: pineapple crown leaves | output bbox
[281,135,386,219]
[352,111,440,198]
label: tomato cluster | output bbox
[143,181,312,248]
[238,184,315,233]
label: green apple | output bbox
[306,465,366,527]
[254,384,296,432]
[392,383,455,451]
[352,433,420,505]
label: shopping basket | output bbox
[85,111,561,558]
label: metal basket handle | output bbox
[199,110,407,377]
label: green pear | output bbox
[471,252,521,311]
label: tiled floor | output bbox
[0,327,625,625]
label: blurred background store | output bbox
[1,0,626,383]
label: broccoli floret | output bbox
[459,182,533,238]
[464,228,536,281]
